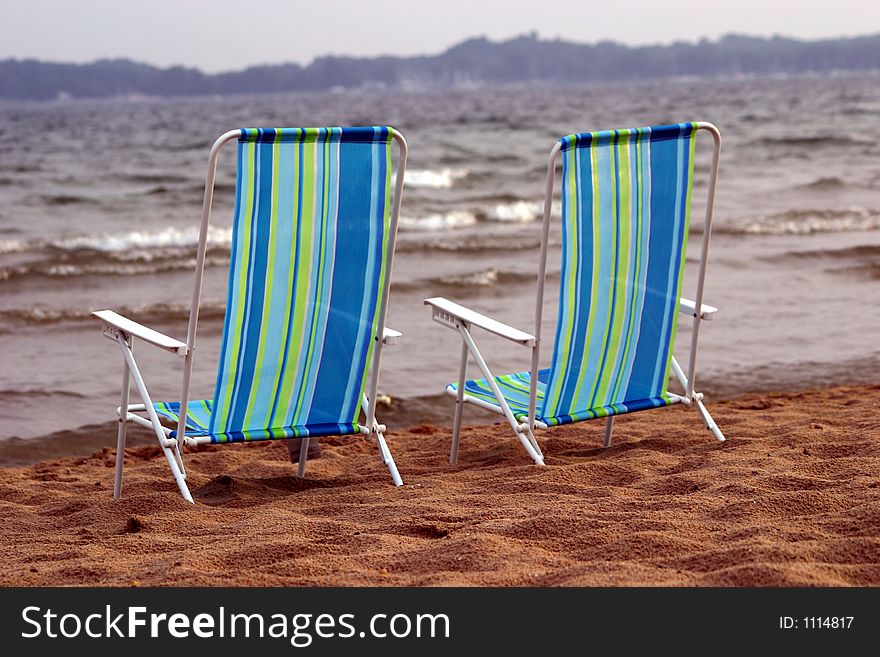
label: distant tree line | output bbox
[1,32,878,101]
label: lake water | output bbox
[1,75,879,443]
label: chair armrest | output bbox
[424,297,536,347]
[383,327,402,345]
[92,309,189,356]
[679,297,718,321]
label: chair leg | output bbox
[296,437,311,478]
[516,431,545,465]
[376,432,403,486]
[695,397,726,441]
[116,335,194,503]
[113,344,131,499]
[450,341,468,465]
[603,416,614,448]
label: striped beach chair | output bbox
[426,122,725,465]
[93,127,408,502]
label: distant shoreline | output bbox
[2,69,880,107]
[2,31,879,102]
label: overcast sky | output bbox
[1,0,878,72]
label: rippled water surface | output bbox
[1,76,879,440]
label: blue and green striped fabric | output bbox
[451,123,697,427]
[155,126,395,442]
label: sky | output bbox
[1,0,878,72]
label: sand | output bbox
[1,384,878,587]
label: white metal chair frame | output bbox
[425,122,725,465]
[94,129,409,503]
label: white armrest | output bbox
[679,298,718,321]
[424,297,536,347]
[383,326,402,345]
[92,309,189,356]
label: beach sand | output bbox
[1,384,878,587]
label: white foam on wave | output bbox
[399,211,478,232]
[719,207,880,235]
[50,225,234,254]
[0,239,26,255]
[404,168,468,189]
[436,268,499,287]
[487,200,542,223]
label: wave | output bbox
[41,194,97,206]
[49,225,232,254]
[485,200,542,223]
[760,135,872,148]
[404,168,468,189]
[429,268,538,289]
[777,244,880,260]
[832,263,880,280]
[113,172,191,185]
[399,211,477,231]
[398,200,542,232]
[710,208,880,236]
[0,301,227,330]
[0,225,235,282]
[773,244,880,280]
[0,238,26,254]
[1,225,232,257]
[433,267,501,288]
[0,255,231,283]
[798,176,847,190]
[396,235,548,254]
[0,387,87,400]
[393,267,541,293]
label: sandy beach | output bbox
[1,384,877,587]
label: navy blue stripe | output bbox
[240,126,391,144]
[560,123,689,152]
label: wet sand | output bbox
[1,385,878,586]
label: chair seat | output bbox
[448,369,677,427]
[152,400,362,443]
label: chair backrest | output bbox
[207,127,397,439]
[540,123,697,419]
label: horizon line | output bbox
[2,29,879,76]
